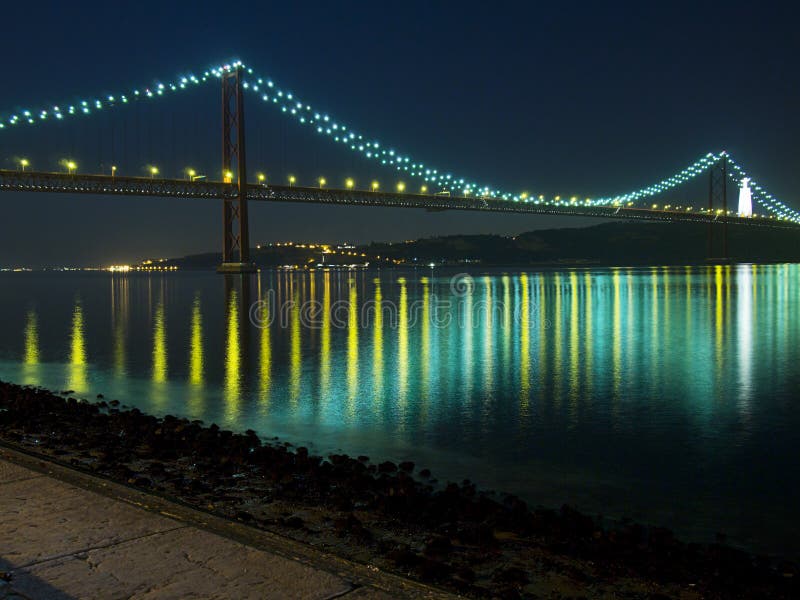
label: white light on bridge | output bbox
[738,177,753,217]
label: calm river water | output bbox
[1,265,798,556]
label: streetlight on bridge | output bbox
[318,177,326,189]
[18,158,29,171]
[288,175,296,187]
[371,180,380,192]
[186,168,206,182]
[345,177,355,190]
[150,166,160,179]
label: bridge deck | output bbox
[1,170,796,229]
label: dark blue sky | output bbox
[1,1,798,266]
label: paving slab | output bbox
[0,460,42,485]
[0,451,458,599]
[12,527,352,600]
[0,477,182,567]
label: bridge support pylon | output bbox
[706,154,730,264]
[218,66,257,274]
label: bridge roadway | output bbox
[2,170,797,229]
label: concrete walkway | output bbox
[0,448,457,600]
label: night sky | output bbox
[1,1,798,267]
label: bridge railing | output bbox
[1,169,798,229]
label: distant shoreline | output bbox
[7,220,800,272]
[4,259,800,273]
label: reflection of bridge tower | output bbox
[707,154,729,263]
[218,67,256,273]
[738,178,753,217]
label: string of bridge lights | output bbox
[1,60,797,222]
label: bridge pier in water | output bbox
[217,66,257,274]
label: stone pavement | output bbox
[0,448,457,600]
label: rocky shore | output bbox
[0,380,796,599]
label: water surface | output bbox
[1,265,798,556]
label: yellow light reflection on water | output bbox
[625,269,634,372]
[189,295,204,385]
[583,272,593,401]
[111,277,128,377]
[421,277,432,410]
[347,279,359,409]
[568,272,579,414]
[224,288,241,417]
[187,293,205,415]
[714,265,724,373]
[726,265,732,325]
[152,298,167,384]
[290,287,302,404]
[319,272,331,396]
[552,273,563,404]
[24,309,39,365]
[68,299,87,393]
[372,277,384,400]
[22,309,40,385]
[538,275,547,401]
[259,293,271,407]
[397,277,409,404]
[519,273,530,412]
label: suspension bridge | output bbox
[1,61,798,272]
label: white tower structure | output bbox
[738,177,753,217]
